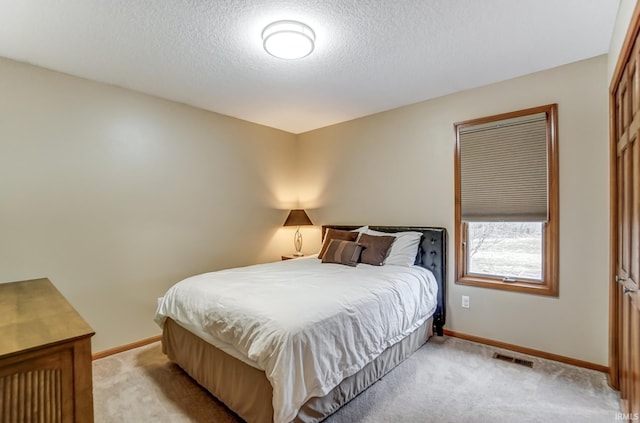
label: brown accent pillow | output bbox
[321,240,364,267]
[318,229,359,259]
[358,233,395,266]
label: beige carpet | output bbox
[93,336,620,423]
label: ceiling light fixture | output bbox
[262,20,315,60]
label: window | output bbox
[467,222,542,280]
[454,104,558,296]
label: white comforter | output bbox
[155,256,438,423]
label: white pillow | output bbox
[352,225,368,241]
[365,229,423,266]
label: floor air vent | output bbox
[492,352,534,368]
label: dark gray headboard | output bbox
[322,225,446,336]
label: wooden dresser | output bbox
[0,278,95,422]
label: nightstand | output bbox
[281,255,304,260]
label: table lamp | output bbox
[283,209,313,256]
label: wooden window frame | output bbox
[454,104,559,296]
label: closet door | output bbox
[612,23,640,418]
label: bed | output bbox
[155,225,446,423]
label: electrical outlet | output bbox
[462,295,470,308]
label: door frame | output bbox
[609,0,640,390]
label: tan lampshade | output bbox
[283,209,313,227]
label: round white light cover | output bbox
[262,21,315,60]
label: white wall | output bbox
[0,57,297,352]
[609,0,637,82]
[298,56,610,365]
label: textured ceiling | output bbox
[0,0,620,134]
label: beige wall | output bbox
[0,57,297,352]
[0,53,612,364]
[298,55,610,365]
[609,0,636,82]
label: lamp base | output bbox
[293,227,304,257]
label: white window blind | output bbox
[459,112,548,222]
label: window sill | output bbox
[455,275,558,297]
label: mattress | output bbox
[155,255,438,423]
[162,316,433,423]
